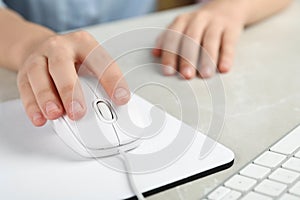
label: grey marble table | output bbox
[1,1,300,199]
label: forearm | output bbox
[0,8,55,71]
[241,0,292,25]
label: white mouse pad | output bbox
[0,98,234,200]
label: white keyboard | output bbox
[204,125,300,200]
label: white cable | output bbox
[119,149,146,200]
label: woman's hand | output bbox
[17,31,130,127]
[153,0,246,79]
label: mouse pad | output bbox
[0,98,234,200]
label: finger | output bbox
[72,33,130,106]
[26,56,64,120]
[199,25,223,78]
[47,49,86,121]
[152,33,162,57]
[17,73,47,126]
[161,15,189,76]
[178,19,207,79]
[84,47,130,105]
[100,60,130,106]
[218,27,241,73]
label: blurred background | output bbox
[157,0,195,11]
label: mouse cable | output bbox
[119,149,146,200]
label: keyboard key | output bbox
[240,163,271,179]
[208,186,230,200]
[279,193,300,200]
[254,179,287,197]
[241,192,272,200]
[221,190,241,200]
[206,126,300,200]
[289,181,300,196]
[282,157,300,172]
[270,128,300,155]
[269,168,299,184]
[295,149,300,158]
[254,151,286,168]
[224,175,257,192]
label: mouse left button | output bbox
[52,117,92,157]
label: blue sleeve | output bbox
[0,0,7,8]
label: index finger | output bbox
[70,32,130,105]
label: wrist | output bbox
[203,0,249,26]
[226,0,249,25]
[231,0,259,26]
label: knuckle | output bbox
[36,88,53,100]
[173,14,188,24]
[180,60,192,68]
[194,10,210,21]
[50,54,69,64]
[25,60,43,75]
[22,54,38,68]
[101,77,117,87]
[162,33,181,52]
[164,31,175,43]
[17,79,31,91]
[72,30,94,42]
[222,47,234,57]
[29,59,43,69]
[59,84,75,100]
[45,36,66,50]
[25,101,39,114]
[185,31,198,41]
[161,56,175,66]
[204,31,219,43]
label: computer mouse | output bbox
[52,76,148,158]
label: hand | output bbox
[17,31,130,127]
[153,0,246,79]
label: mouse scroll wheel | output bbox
[96,101,114,121]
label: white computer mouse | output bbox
[52,76,148,158]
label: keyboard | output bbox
[204,125,300,200]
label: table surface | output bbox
[1,2,300,199]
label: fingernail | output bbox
[69,101,84,117]
[200,67,214,78]
[114,87,130,101]
[182,67,194,79]
[45,101,60,116]
[163,66,176,75]
[32,112,43,123]
[220,62,231,73]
